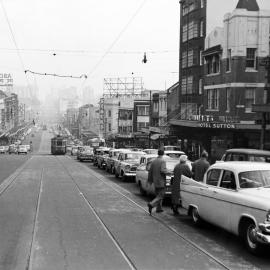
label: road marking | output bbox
[0,156,33,195]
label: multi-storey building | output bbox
[170,0,270,162]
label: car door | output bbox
[210,170,237,231]
[199,168,222,223]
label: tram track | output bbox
[60,156,232,270]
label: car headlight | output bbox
[125,165,131,171]
[266,210,270,222]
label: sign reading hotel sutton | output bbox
[189,115,238,129]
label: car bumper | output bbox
[256,223,270,245]
[124,172,136,177]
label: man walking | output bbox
[171,155,192,215]
[192,151,210,182]
[147,149,167,215]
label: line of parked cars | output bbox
[69,143,270,255]
[0,144,30,154]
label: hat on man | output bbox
[179,154,188,163]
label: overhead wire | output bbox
[79,0,149,91]
[0,0,32,91]
[24,70,87,79]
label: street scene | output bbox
[0,0,270,269]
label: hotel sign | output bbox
[198,122,236,129]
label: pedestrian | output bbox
[147,149,167,215]
[171,155,192,215]
[192,151,210,182]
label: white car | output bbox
[136,155,178,197]
[0,146,6,154]
[143,149,158,155]
[18,145,28,154]
[115,150,146,181]
[180,161,270,254]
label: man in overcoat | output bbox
[191,151,210,182]
[171,155,192,215]
[147,149,167,215]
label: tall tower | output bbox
[179,0,207,117]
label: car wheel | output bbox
[243,221,262,254]
[191,207,202,226]
[111,166,115,174]
[115,170,119,178]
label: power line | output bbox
[0,0,32,91]
[25,70,87,79]
[79,0,149,91]
[0,48,177,55]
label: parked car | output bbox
[180,161,270,254]
[136,155,178,197]
[106,149,130,173]
[220,148,270,163]
[25,145,31,152]
[93,147,109,166]
[164,145,181,151]
[76,146,84,159]
[164,150,185,159]
[96,148,111,169]
[8,144,17,154]
[71,146,79,156]
[143,149,158,155]
[77,146,94,162]
[18,145,28,154]
[115,150,146,181]
[0,146,6,154]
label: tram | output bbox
[51,135,67,155]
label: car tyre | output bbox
[191,207,202,226]
[243,221,262,254]
[115,170,119,178]
[139,182,146,196]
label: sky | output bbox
[0,0,270,105]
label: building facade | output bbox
[170,0,270,162]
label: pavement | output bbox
[0,131,227,270]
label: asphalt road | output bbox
[0,131,269,270]
[0,127,42,185]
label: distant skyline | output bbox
[0,0,269,105]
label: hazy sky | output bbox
[0,0,270,104]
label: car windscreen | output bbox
[166,160,179,172]
[248,155,270,163]
[239,170,270,188]
[125,153,143,160]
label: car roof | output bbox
[225,148,270,156]
[210,161,270,173]
[164,150,185,154]
[120,150,145,154]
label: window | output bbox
[245,88,255,112]
[181,76,194,94]
[246,48,257,69]
[188,50,193,67]
[108,110,111,117]
[153,102,159,112]
[182,24,188,42]
[199,79,203,95]
[137,105,149,116]
[188,21,198,39]
[212,55,220,73]
[206,169,221,186]
[200,20,204,37]
[226,88,231,112]
[182,51,187,68]
[220,170,236,190]
[108,123,111,132]
[226,49,231,72]
[201,0,204,8]
[137,122,149,131]
[199,50,203,66]
[207,89,219,110]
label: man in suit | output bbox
[147,149,167,215]
[192,151,210,182]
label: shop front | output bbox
[170,116,270,163]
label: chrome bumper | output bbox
[256,223,270,245]
[124,172,136,177]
